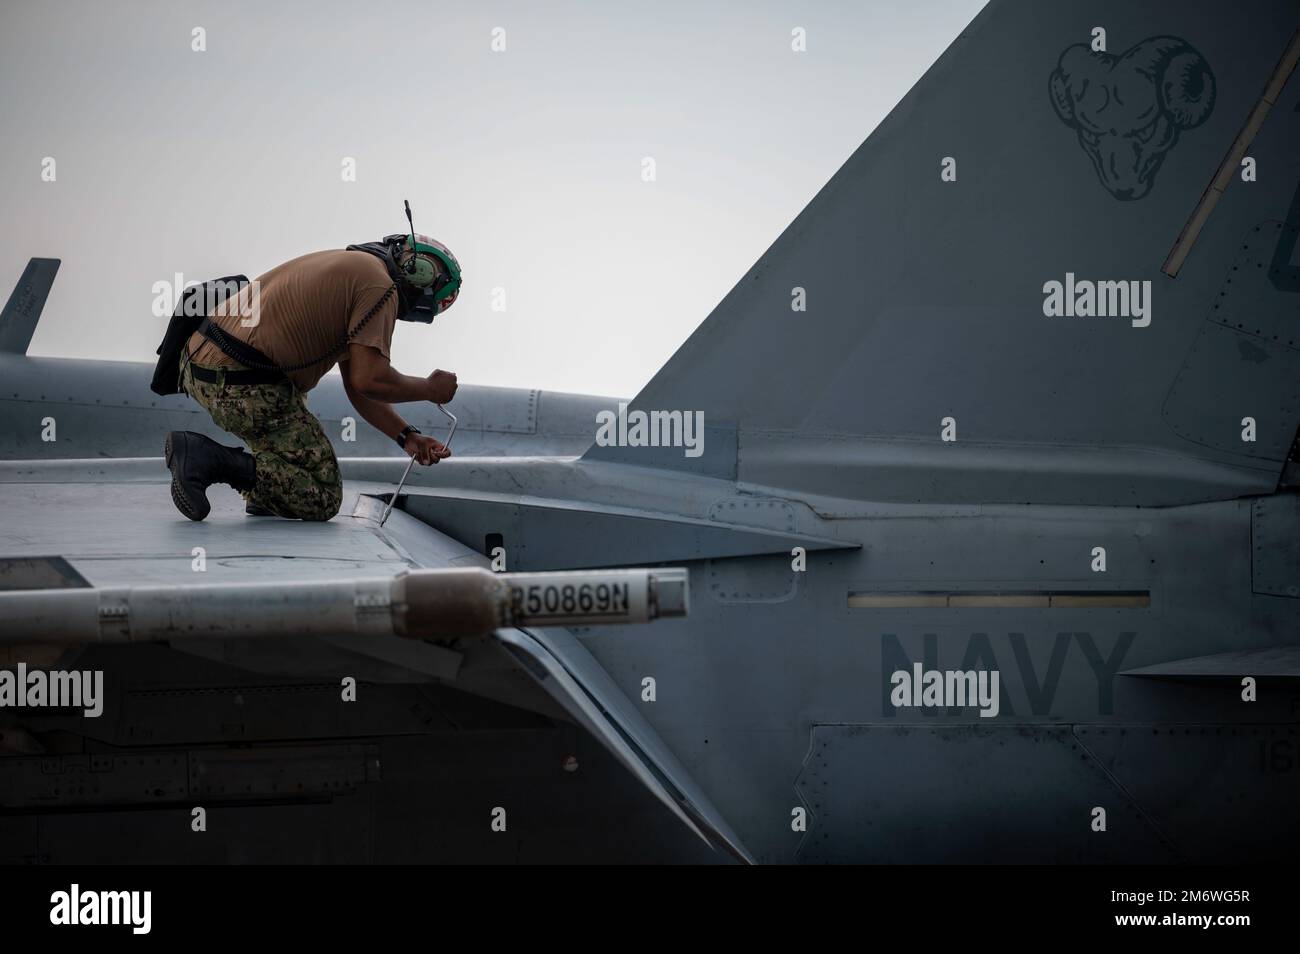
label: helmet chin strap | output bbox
[396,275,424,313]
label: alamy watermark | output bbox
[890,663,1000,718]
[1042,272,1151,327]
[151,273,261,327]
[50,884,150,934]
[0,664,103,717]
[594,402,705,458]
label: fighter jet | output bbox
[2,0,1299,864]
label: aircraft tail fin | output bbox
[585,2,1300,508]
[0,259,60,355]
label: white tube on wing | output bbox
[0,567,689,644]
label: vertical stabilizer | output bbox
[585,1,1300,508]
[0,258,60,355]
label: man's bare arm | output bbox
[344,343,457,404]
[341,348,454,465]
[341,367,409,443]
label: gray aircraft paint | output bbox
[2,0,1299,863]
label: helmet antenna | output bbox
[403,199,418,277]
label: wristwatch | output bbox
[396,424,421,450]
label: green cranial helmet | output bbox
[396,232,462,315]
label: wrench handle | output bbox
[380,405,457,527]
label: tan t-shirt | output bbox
[187,249,400,393]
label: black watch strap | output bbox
[396,425,421,449]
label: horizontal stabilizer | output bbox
[1123,645,1300,678]
[0,258,59,354]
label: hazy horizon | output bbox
[0,0,987,397]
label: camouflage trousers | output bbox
[180,358,343,521]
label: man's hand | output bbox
[427,369,458,405]
[403,433,450,465]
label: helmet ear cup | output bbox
[403,252,439,288]
[388,232,461,312]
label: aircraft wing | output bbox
[0,457,752,862]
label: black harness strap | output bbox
[196,318,282,372]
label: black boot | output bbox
[164,431,257,522]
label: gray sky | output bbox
[0,0,986,397]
